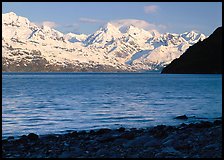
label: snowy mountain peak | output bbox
[64,32,88,42]
[119,24,146,34]
[126,24,138,30]
[2,12,20,19]
[181,31,206,44]
[66,32,88,38]
[148,29,161,38]
[126,25,143,33]
[101,22,120,33]
[2,12,208,72]
[41,25,52,31]
[3,11,17,16]
[84,22,122,45]
[182,30,200,37]
[67,32,78,36]
[104,22,116,28]
[2,12,31,27]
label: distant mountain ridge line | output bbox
[2,12,207,72]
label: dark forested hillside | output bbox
[161,27,222,74]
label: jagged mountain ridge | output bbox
[2,12,207,72]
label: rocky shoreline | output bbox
[2,120,222,158]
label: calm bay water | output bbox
[2,72,222,138]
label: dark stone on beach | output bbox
[7,136,14,140]
[2,139,8,144]
[69,131,78,137]
[158,125,167,129]
[117,127,125,132]
[95,148,115,158]
[16,135,28,144]
[214,120,222,125]
[174,142,193,151]
[2,120,222,158]
[188,123,195,128]
[121,132,135,140]
[27,133,39,141]
[194,121,212,128]
[175,115,188,120]
[149,125,171,138]
[165,126,176,132]
[89,130,95,134]
[43,134,58,140]
[154,132,168,138]
[130,128,137,131]
[155,147,183,158]
[139,150,155,158]
[98,135,117,143]
[123,135,151,148]
[144,138,161,148]
[96,128,111,135]
[78,131,86,135]
[21,135,27,139]
[58,151,73,158]
[178,123,187,130]
[180,123,187,127]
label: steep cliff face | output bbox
[161,27,222,74]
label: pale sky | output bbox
[2,2,222,36]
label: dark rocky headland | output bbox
[2,120,222,158]
[161,27,222,74]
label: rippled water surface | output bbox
[2,72,222,138]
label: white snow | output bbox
[2,12,207,71]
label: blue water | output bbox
[2,72,222,138]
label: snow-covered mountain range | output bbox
[2,12,207,72]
